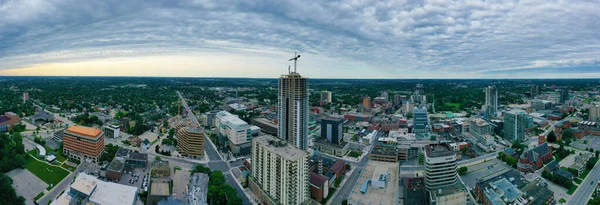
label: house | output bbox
[142,139,152,149]
[517,142,553,172]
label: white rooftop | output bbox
[51,173,138,205]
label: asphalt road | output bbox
[177,91,251,205]
[568,159,600,205]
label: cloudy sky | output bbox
[1,0,599,78]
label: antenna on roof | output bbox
[289,52,301,73]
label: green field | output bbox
[43,146,67,162]
[567,184,578,195]
[347,150,362,158]
[25,156,70,187]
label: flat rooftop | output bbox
[348,161,397,205]
[52,173,138,205]
[67,125,102,138]
[151,181,170,195]
[253,135,307,161]
[425,143,455,158]
[187,173,209,205]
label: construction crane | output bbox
[288,52,301,73]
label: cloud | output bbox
[0,0,599,78]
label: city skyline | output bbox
[1,0,600,79]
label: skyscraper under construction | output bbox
[278,53,309,151]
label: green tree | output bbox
[155,156,162,161]
[547,131,557,142]
[458,166,468,176]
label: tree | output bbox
[0,173,25,205]
[191,165,212,174]
[562,129,574,140]
[460,147,469,155]
[458,166,468,175]
[155,156,162,161]
[547,131,557,142]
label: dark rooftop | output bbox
[115,148,131,158]
[0,115,11,124]
[521,180,554,205]
[128,152,148,161]
[425,143,455,158]
[309,172,328,187]
[329,160,345,173]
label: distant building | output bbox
[402,100,416,114]
[530,100,553,110]
[560,89,569,104]
[103,125,121,138]
[394,94,403,108]
[410,91,427,105]
[320,91,332,103]
[475,169,554,205]
[517,142,553,172]
[23,92,29,103]
[503,110,532,142]
[484,86,498,118]
[187,173,209,205]
[63,125,105,164]
[413,107,429,137]
[363,97,371,109]
[589,105,600,122]
[30,111,54,125]
[176,127,205,159]
[249,135,309,205]
[51,173,138,205]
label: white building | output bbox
[250,135,309,205]
[103,125,121,138]
[320,91,332,103]
[371,166,388,188]
[52,173,138,205]
[216,111,251,145]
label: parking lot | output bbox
[6,169,48,205]
[571,135,600,151]
[116,166,150,192]
[459,158,512,190]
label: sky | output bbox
[0,0,599,79]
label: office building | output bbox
[560,89,569,104]
[320,91,332,103]
[402,100,416,113]
[51,173,138,205]
[187,173,209,205]
[503,110,531,142]
[216,111,252,154]
[362,96,371,109]
[394,94,403,108]
[424,144,458,190]
[589,105,600,122]
[63,125,104,164]
[103,124,121,138]
[278,70,309,151]
[410,91,427,105]
[176,127,205,159]
[413,107,429,137]
[23,92,29,103]
[484,86,498,118]
[424,144,465,205]
[320,116,343,144]
[249,135,309,205]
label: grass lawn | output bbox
[25,156,70,187]
[43,146,67,162]
[567,184,578,195]
[580,169,591,179]
[575,178,583,184]
[33,192,44,201]
[347,150,362,158]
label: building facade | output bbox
[278,72,309,151]
[63,125,105,164]
[250,135,309,205]
[320,117,343,144]
[176,127,205,159]
[103,125,120,138]
[413,107,429,137]
[590,105,600,122]
[517,142,553,172]
[320,91,332,103]
[484,86,498,118]
[424,144,458,190]
[503,110,531,142]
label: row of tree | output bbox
[542,169,573,188]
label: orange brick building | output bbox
[63,125,104,164]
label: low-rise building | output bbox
[0,112,20,132]
[314,138,348,157]
[475,170,554,205]
[517,142,553,172]
[103,124,121,138]
[51,173,138,205]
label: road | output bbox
[177,91,251,205]
[567,158,600,205]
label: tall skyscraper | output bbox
[320,91,332,103]
[249,135,309,205]
[394,94,403,108]
[484,86,498,118]
[559,89,569,104]
[413,106,429,138]
[503,109,531,142]
[278,53,309,151]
